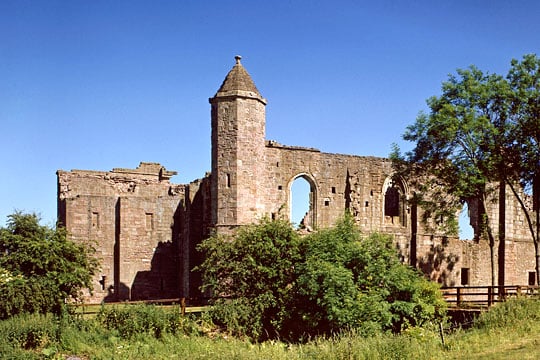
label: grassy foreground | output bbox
[1,298,539,359]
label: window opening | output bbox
[459,202,475,240]
[461,268,470,286]
[384,179,406,226]
[290,176,314,230]
[529,271,536,286]
[91,212,100,229]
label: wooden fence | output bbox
[441,285,540,309]
[71,298,207,316]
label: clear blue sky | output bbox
[1,1,539,229]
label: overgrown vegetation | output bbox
[196,216,446,341]
[1,298,539,359]
[0,212,99,318]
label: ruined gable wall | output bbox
[264,144,406,255]
[262,142,468,286]
[57,163,185,302]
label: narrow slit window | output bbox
[226,173,231,188]
[92,212,100,229]
[146,213,154,231]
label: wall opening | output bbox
[91,212,100,229]
[529,271,536,286]
[459,202,474,240]
[383,177,407,226]
[290,175,315,230]
[461,268,470,286]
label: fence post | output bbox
[488,286,493,307]
[457,287,461,308]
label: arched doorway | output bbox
[289,174,317,229]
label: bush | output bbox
[0,212,99,318]
[197,215,446,341]
[197,218,302,341]
[295,216,446,336]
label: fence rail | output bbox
[71,298,208,316]
[441,285,540,308]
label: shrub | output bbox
[197,215,446,341]
[0,212,99,318]
[295,215,446,336]
[196,218,302,341]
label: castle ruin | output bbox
[57,56,537,303]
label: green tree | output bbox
[392,66,511,286]
[0,212,98,318]
[295,215,446,336]
[196,218,302,340]
[197,216,446,341]
[506,54,540,285]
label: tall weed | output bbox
[473,297,540,330]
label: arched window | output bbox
[290,174,317,230]
[383,178,407,226]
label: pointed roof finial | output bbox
[210,55,266,105]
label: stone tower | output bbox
[209,56,268,230]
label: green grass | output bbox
[1,298,539,359]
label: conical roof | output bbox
[212,56,266,103]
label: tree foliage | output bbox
[196,218,302,340]
[392,54,540,286]
[392,66,510,285]
[295,215,446,336]
[506,54,540,284]
[196,216,446,341]
[0,212,99,318]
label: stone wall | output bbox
[57,162,189,303]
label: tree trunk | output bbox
[482,194,497,287]
[498,180,506,290]
[534,174,540,286]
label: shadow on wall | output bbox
[103,241,180,302]
[417,237,459,286]
[104,282,130,303]
[131,241,180,301]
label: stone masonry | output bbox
[57,56,537,303]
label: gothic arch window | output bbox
[289,173,317,230]
[461,197,483,241]
[383,177,407,226]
